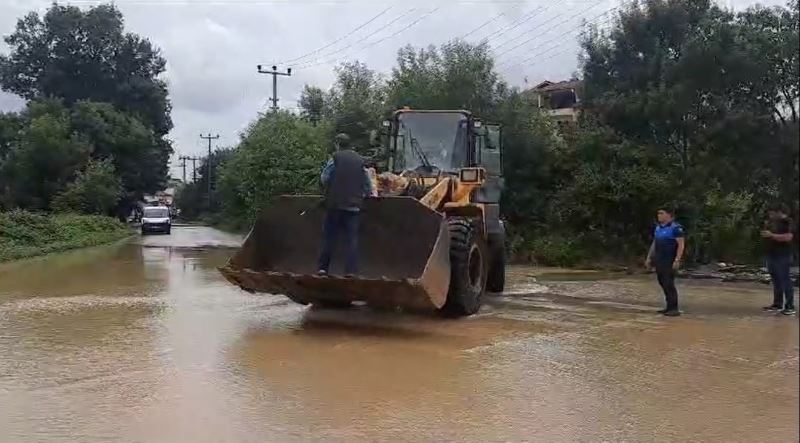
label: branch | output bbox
[780,86,798,123]
[774,106,788,125]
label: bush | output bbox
[508,225,586,267]
[0,210,130,261]
[217,112,329,221]
[52,158,122,215]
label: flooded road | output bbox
[1,227,797,442]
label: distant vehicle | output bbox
[141,206,171,235]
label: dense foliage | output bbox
[175,148,235,220]
[215,113,329,225]
[575,0,798,262]
[52,158,123,215]
[0,3,173,217]
[0,210,129,262]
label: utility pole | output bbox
[200,133,220,208]
[180,156,201,182]
[257,65,292,112]
[188,157,200,182]
[178,156,189,183]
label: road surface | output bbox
[0,226,797,442]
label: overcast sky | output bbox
[0,0,787,180]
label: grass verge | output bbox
[0,210,132,262]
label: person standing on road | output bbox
[645,207,686,317]
[761,203,795,316]
[317,134,377,277]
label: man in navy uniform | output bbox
[645,207,686,317]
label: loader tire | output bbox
[441,218,488,317]
[486,240,506,293]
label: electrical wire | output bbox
[495,1,609,66]
[459,12,505,40]
[490,10,565,52]
[279,5,394,65]
[298,7,442,69]
[498,5,617,72]
[292,8,419,68]
[517,15,614,76]
[474,7,546,43]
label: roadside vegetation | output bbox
[0,211,130,262]
[0,4,172,260]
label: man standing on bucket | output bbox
[317,134,377,277]
[645,207,686,317]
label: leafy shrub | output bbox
[0,210,129,261]
[217,112,329,220]
[52,158,122,215]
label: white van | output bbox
[141,206,171,235]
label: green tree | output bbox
[496,90,563,227]
[0,112,21,163]
[52,158,122,215]
[69,101,170,204]
[735,1,799,208]
[0,2,174,217]
[0,3,172,135]
[328,61,385,154]
[298,85,331,126]
[218,112,329,222]
[175,148,235,219]
[736,1,799,125]
[1,100,91,210]
[579,0,800,262]
[386,40,500,115]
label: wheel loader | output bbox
[219,109,505,316]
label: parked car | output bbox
[141,206,171,235]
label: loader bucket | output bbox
[219,195,451,312]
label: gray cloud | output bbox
[0,0,787,179]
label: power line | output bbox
[495,1,609,65]
[459,12,505,40]
[298,7,442,69]
[280,5,393,65]
[486,7,551,47]
[514,15,616,80]
[293,8,418,68]
[501,12,616,74]
[498,5,617,71]
[475,7,546,43]
[491,10,565,52]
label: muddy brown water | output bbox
[0,227,797,442]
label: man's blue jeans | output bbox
[767,254,794,309]
[317,209,360,275]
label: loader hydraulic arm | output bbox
[419,177,451,211]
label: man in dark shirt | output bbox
[645,207,686,317]
[316,134,376,277]
[761,203,795,315]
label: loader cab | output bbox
[387,110,467,173]
[385,109,503,201]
